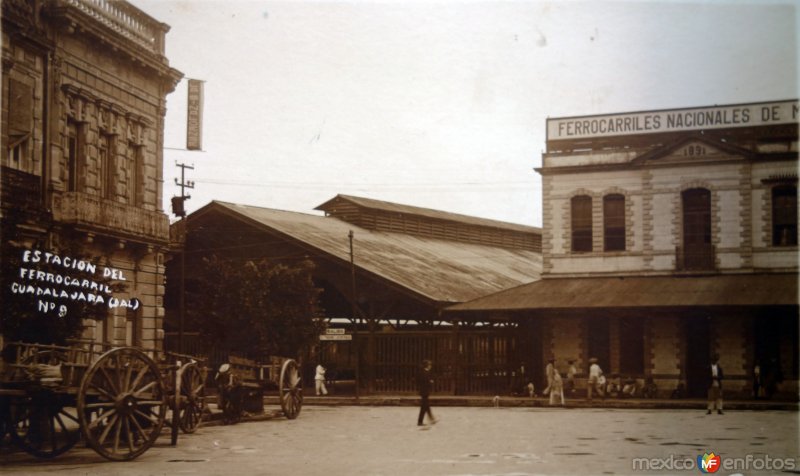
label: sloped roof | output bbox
[446,274,799,313]
[191,201,542,305]
[315,194,541,235]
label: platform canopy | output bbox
[446,273,799,314]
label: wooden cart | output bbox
[0,340,207,461]
[217,355,303,424]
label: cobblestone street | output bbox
[2,406,797,476]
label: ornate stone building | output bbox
[449,100,799,398]
[2,0,182,352]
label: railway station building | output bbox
[166,195,542,394]
[448,100,799,399]
[2,0,182,352]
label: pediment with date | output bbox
[633,137,752,164]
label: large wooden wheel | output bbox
[279,359,302,419]
[178,362,205,433]
[7,391,81,458]
[77,347,166,461]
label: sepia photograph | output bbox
[1,0,798,474]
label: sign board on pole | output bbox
[186,79,204,151]
[320,334,352,341]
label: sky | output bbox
[133,0,800,227]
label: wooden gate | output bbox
[369,330,519,395]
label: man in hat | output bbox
[587,357,604,401]
[543,357,555,397]
[417,360,437,426]
[707,353,724,415]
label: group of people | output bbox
[304,353,780,427]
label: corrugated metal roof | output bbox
[315,194,542,235]
[197,201,542,305]
[446,274,799,312]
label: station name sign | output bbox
[320,328,352,341]
[547,100,799,141]
[186,79,204,151]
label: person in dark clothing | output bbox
[417,360,437,426]
[707,354,724,415]
[752,360,762,400]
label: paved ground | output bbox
[2,406,798,476]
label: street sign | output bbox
[325,328,345,335]
[320,334,352,341]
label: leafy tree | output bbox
[186,255,323,360]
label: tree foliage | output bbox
[186,256,323,359]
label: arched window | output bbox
[603,194,626,251]
[772,186,798,246]
[571,195,592,252]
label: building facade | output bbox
[2,0,182,352]
[450,100,799,398]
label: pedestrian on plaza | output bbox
[587,357,604,401]
[543,357,555,396]
[622,375,639,398]
[549,370,566,406]
[752,360,762,400]
[315,363,329,396]
[606,373,621,398]
[707,353,724,415]
[566,359,577,395]
[417,359,437,426]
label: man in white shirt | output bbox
[588,357,604,401]
[707,354,723,414]
[315,364,328,396]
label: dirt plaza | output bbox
[2,405,797,476]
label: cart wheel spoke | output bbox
[58,408,79,425]
[129,412,147,442]
[122,358,134,394]
[99,367,119,395]
[129,365,148,394]
[112,414,123,454]
[87,382,116,401]
[132,380,157,398]
[97,414,119,446]
[84,402,116,409]
[133,409,160,426]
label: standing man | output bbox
[587,357,603,401]
[566,360,578,395]
[707,354,724,415]
[315,363,328,396]
[417,360,437,426]
[544,357,555,397]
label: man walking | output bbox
[707,353,724,415]
[315,363,328,396]
[417,360,437,426]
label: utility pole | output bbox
[173,162,194,354]
[349,230,360,401]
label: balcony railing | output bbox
[52,191,169,243]
[675,244,716,271]
[59,0,167,55]
[1,167,45,214]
